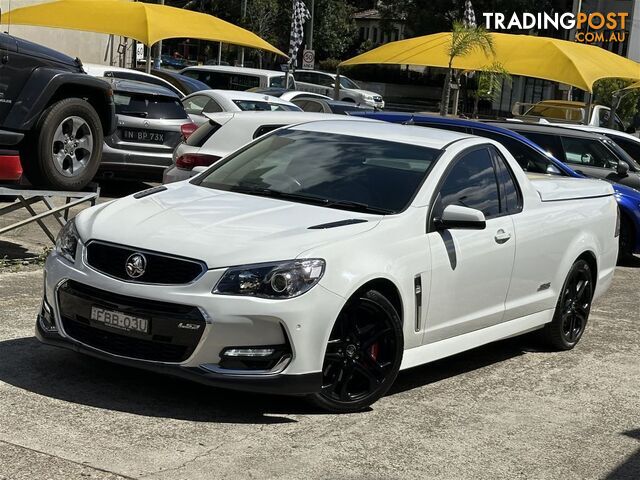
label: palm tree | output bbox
[440,21,495,116]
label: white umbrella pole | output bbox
[146,44,152,73]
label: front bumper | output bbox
[36,317,321,394]
[38,250,345,395]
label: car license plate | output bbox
[90,306,149,334]
[121,128,164,144]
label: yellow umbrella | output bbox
[2,0,286,56]
[340,32,640,92]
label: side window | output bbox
[561,136,618,169]
[295,72,309,83]
[491,146,523,214]
[471,129,562,175]
[437,148,501,219]
[316,74,334,87]
[294,99,325,112]
[519,132,565,162]
[203,99,222,113]
[182,95,209,115]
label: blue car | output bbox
[353,112,640,258]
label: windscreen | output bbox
[232,100,301,112]
[195,129,441,214]
[114,93,188,119]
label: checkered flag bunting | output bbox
[463,0,477,28]
[288,0,311,67]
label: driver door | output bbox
[423,146,518,343]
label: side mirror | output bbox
[546,164,562,175]
[617,160,630,176]
[433,205,486,230]
[625,126,636,134]
[581,153,592,164]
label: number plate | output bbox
[90,306,149,334]
[121,128,165,144]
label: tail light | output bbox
[175,153,222,170]
[180,122,199,140]
[0,152,23,181]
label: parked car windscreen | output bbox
[232,100,301,112]
[114,93,188,119]
[194,129,441,214]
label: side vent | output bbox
[133,185,168,199]
[308,219,368,230]
[414,275,422,332]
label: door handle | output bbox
[494,229,512,244]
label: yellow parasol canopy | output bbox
[340,32,640,92]
[2,0,286,56]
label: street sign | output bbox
[136,43,144,62]
[302,49,315,70]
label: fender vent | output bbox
[133,185,168,199]
[308,219,368,230]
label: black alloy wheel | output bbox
[309,289,403,413]
[544,259,594,350]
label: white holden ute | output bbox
[38,120,619,412]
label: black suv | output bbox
[0,33,116,190]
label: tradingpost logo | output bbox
[483,12,629,43]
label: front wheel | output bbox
[308,290,403,413]
[23,98,103,191]
[543,259,594,350]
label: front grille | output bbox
[86,241,205,284]
[57,281,206,363]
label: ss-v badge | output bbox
[178,322,201,330]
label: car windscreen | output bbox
[194,129,441,214]
[602,138,640,170]
[232,100,301,111]
[114,92,188,119]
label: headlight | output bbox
[55,219,80,263]
[363,94,374,101]
[214,259,325,299]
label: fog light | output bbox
[223,347,276,358]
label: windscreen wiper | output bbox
[120,111,149,118]
[229,184,394,215]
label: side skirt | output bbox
[400,309,553,370]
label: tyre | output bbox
[23,98,103,190]
[308,289,403,413]
[618,216,634,262]
[543,259,594,351]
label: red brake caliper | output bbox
[370,343,380,361]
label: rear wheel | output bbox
[308,290,403,413]
[23,98,103,190]
[618,215,634,261]
[543,259,594,350]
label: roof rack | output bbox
[0,183,100,243]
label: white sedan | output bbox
[182,90,301,125]
[38,120,618,412]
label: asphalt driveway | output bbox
[0,258,639,479]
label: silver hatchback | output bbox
[99,78,195,181]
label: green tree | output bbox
[593,78,640,125]
[313,0,357,59]
[440,21,495,116]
